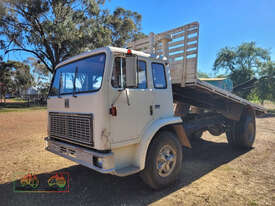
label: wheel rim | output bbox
[156,144,177,177]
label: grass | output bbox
[7,98,27,103]
[0,106,46,113]
[247,200,258,206]
[0,101,46,113]
[250,100,275,114]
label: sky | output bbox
[103,0,275,75]
[3,0,275,75]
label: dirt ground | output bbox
[0,110,274,206]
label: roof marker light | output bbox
[127,49,132,55]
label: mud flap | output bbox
[173,124,192,148]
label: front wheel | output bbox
[140,131,183,190]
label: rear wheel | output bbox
[140,131,183,190]
[226,110,256,149]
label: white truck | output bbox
[45,22,266,189]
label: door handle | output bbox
[150,105,153,116]
[155,104,160,109]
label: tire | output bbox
[226,110,256,149]
[140,131,183,190]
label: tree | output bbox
[0,60,33,102]
[0,3,6,55]
[197,72,209,78]
[0,0,144,74]
[27,57,51,95]
[0,61,13,103]
[11,61,34,96]
[256,61,275,104]
[216,74,228,78]
[213,42,270,98]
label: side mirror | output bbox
[125,56,138,88]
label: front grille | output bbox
[49,112,93,146]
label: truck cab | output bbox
[46,47,181,180]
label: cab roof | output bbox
[55,46,164,69]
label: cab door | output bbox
[151,62,174,119]
[109,57,154,143]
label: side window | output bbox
[137,60,147,89]
[111,57,126,88]
[111,57,148,89]
[151,63,167,89]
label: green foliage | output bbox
[213,42,271,99]
[0,61,13,102]
[11,61,34,94]
[214,42,270,73]
[0,0,144,73]
[256,61,275,103]
[216,74,228,78]
[247,88,261,103]
[0,60,33,102]
[230,68,255,98]
[197,72,209,78]
[26,57,51,95]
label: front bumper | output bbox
[45,137,115,174]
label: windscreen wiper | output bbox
[72,66,78,97]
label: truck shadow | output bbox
[1,139,250,206]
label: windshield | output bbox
[49,53,106,96]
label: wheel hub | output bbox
[156,145,177,177]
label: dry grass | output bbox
[263,101,275,110]
[152,117,275,206]
[0,110,274,206]
[263,101,275,113]
[0,111,74,183]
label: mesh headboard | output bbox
[127,22,199,86]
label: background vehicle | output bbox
[45,22,265,189]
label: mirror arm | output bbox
[125,89,130,106]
